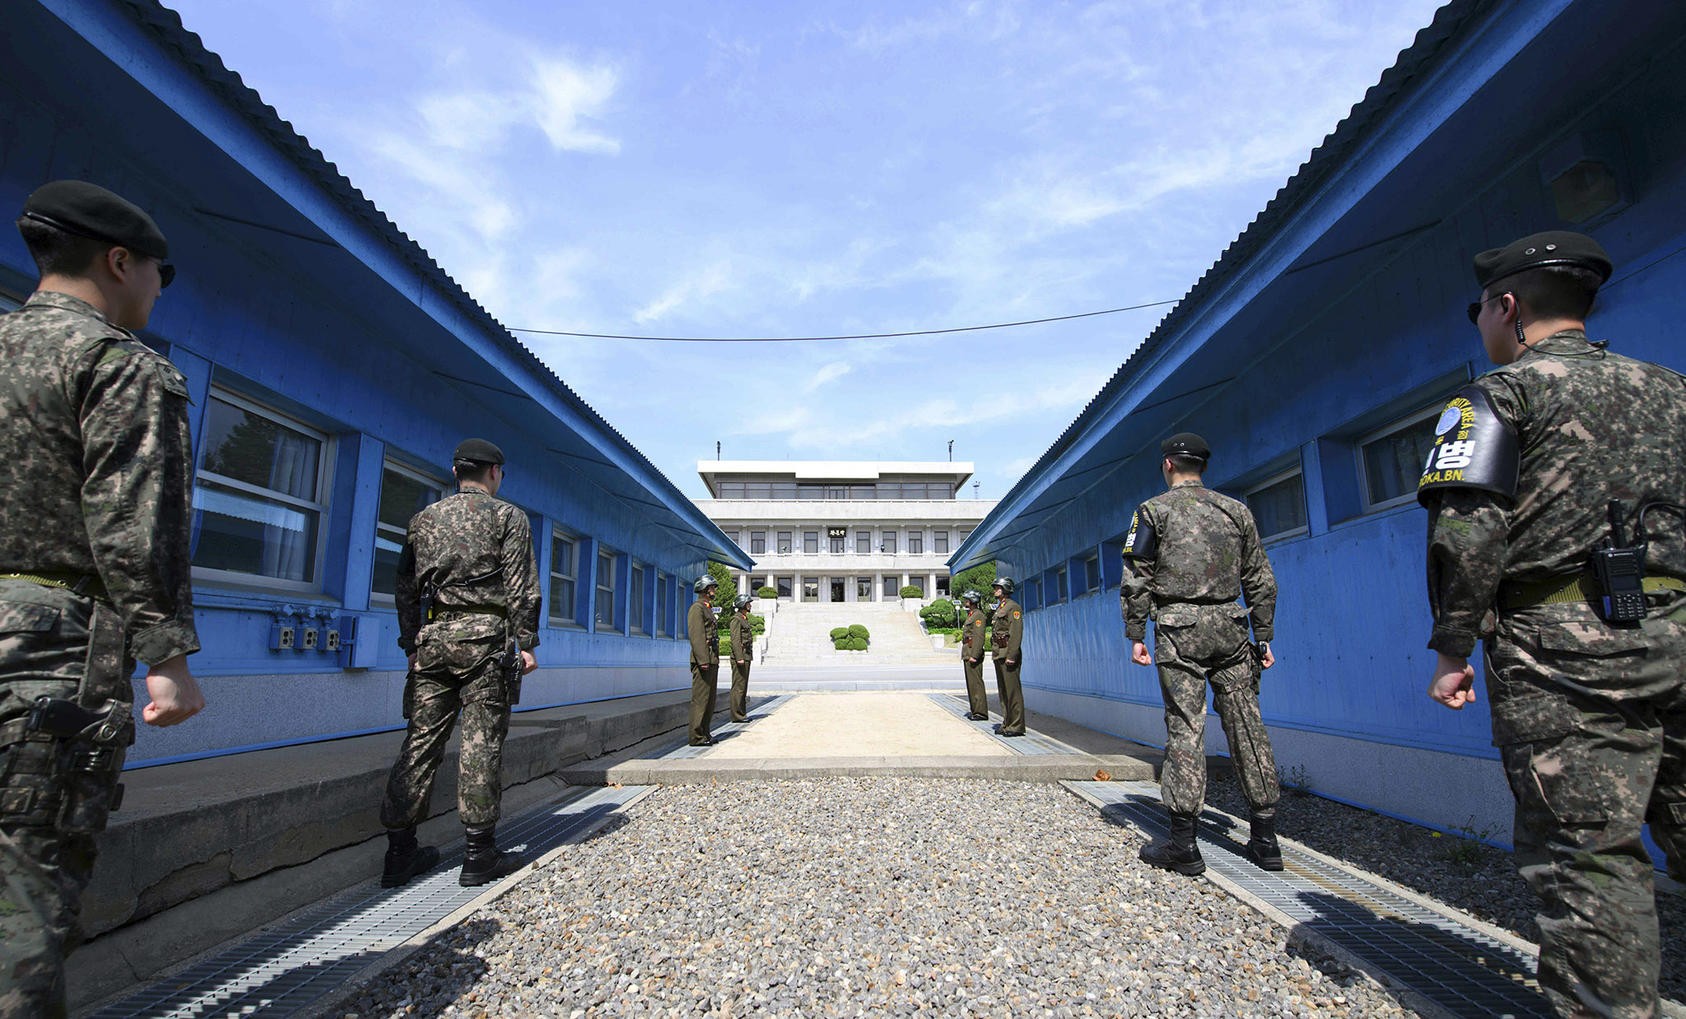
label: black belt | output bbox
[0,571,107,601]
[426,603,504,620]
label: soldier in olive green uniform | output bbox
[1123,433,1280,876]
[686,576,721,746]
[1420,232,1686,1018]
[728,594,754,723]
[990,579,1026,736]
[959,590,989,719]
[1,181,207,1018]
[380,438,539,889]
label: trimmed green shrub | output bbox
[830,626,850,641]
[848,624,869,640]
[899,585,923,598]
[926,626,961,637]
[920,600,958,627]
[846,636,868,650]
[718,636,732,655]
[707,561,737,610]
[756,586,778,598]
[951,561,996,600]
[749,614,766,634]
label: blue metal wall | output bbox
[0,1,739,765]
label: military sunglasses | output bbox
[21,211,175,288]
[1466,292,1506,325]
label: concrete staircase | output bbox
[760,601,955,665]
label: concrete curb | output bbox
[561,753,1154,785]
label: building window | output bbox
[629,562,646,634]
[882,532,897,554]
[883,576,900,598]
[750,531,766,555]
[908,531,924,554]
[718,481,745,499]
[856,530,871,553]
[856,577,873,600]
[726,529,741,546]
[776,531,792,554]
[372,461,443,599]
[656,573,670,636]
[802,578,819,602]
[771,482,798,500]
[745,482,773,499]
[1360,409,1440,511]
[804,531,819,554]
[1084,554,1100,592]
[935,575,950,596]
[596,547,617,629]
[776,575,793,598]
[798,485,824,500]
[1056,567,1069,602]
[829,532,845,553]
[1247,470,1310,542]
[906,576,925,596]
[549,530,579,626]
[933,530,949,554]
[191,392,328,585]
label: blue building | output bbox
[950,0,1686,839]
[0,0,750,766]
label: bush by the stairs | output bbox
[919,600,958,627]
[829,626,850,641]
[926,626,961,637]
[833,623,871,651]
[835,635,867,651]
[749,614,766,634]
[718,635,731,656]
[847,624,869,640]
[899,585,923,598]
[756,586,778,598]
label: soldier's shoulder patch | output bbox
[1013,611,1020,619]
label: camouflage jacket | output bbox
[990,597,1023,659]
[961,607,987,657]
[729,611,753,662]
[687,599,719,666]
[395,488,540,653]
[1421,331,1686,658]
[1121,480,1276,643]
[0,291,198,665]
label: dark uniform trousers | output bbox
[729,659,750,723]
[380,632,511,831]
[0,581,131,1018]
[1153,602,1279,817]
[993,654,1026,734]
[1485,596,1686,1017]
[689,663,718,743]
[962,656,988,717]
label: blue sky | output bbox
[167,0,1445,502]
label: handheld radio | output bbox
[1589,500,1647,623]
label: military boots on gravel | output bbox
[459,824,523,887]
[1139,812,1206,876]
[381,827,439,888]
[1246,808,1284,871]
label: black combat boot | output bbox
[1138,812,1206,876]
[381,827,439,888]
[459,824,523,887]
[1246,809,1284,871]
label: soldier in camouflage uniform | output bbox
[727,594,754,724]
[379,438,539,889]
[686,576,721,746]
[959,590,989,720]
[1419,231,1686,1019]
[990,579,1026,736]
[1123,433,1280,876]
[0,181,206,1018]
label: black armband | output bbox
[1417,386,1518,505]
[1122,508,1158,561]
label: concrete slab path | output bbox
[708,691,1010,759]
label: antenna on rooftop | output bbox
[948,439,953,462]
[716,441,721,461]
[973,480,980,499]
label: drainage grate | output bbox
[659,693,794,759]
[1070,780,1552,1019]
[925,693,1078,756]
[89,784,650,1018]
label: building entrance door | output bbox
[829,578,845,603]
[855,577,873,601]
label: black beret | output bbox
[1161,432,1210,460]
[1473,230,1612,290]
[452,438,505,465]
[21,180,169,260]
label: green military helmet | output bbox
[694,575,719,594]
[962,589,983,605]
[734,594,753,609]
[993,576,1014,595]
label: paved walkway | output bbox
[708,692,1009,758]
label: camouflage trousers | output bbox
[1153,602,1278,817]
[689,662,717,743]
[962,655,988,717]
[0,581,131,1019]
[729,660,751,723]
[380,639,510,831]
[1486,597,1686,1019]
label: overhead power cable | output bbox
[507,298,1180,343]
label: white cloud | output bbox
[803,360,853,392]
[633,260,736,324]
[530,59,621,154]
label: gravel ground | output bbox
[345,778,1418,1018]
[1206,772,1686,1004]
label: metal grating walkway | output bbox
[926,692,1077,755]
[657,693,794,759]
[88,784,650,1018]
[1069,780,1553,1019]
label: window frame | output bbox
[1357,406,1441,513]
[190,388,333,592]
[907,530,924,554]
[628,559,647,635]
[370,459,446,604]
[1245,467,1312,543]
[548,527,583,627]
[595,546,618,630]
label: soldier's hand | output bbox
[1428,653,1476,709]
[142,655,206,726]
[520,650,538,675]
[1259,645,1275,669]
[1131,641,1153,666]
